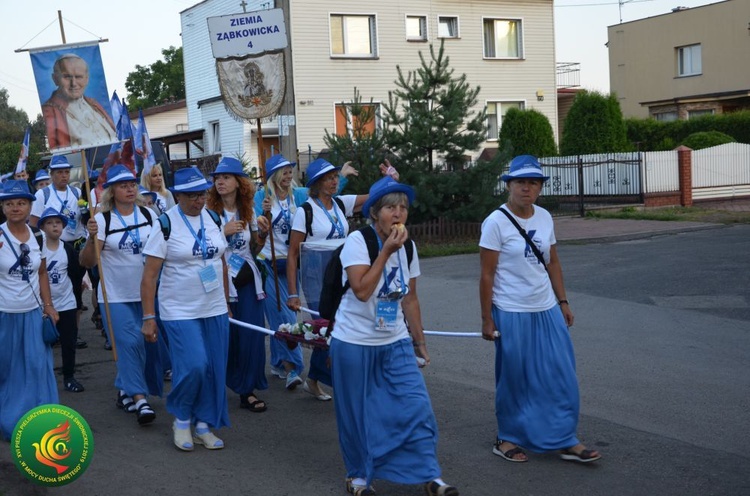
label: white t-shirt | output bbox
[95,207,155,303]
[0,223,43,313]
[32,185,86,241]
[479,205,557,312]
[291,195,356,241]
[154,191,173,215]
[43,241,76,312]
[220,209,258,299]
[143,206,227,321]
[334,229,421,346]
[258,197,297,260]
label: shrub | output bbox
[681,131,735,150]
[498,108,557,158]
[560,91,630,155]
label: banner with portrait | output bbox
[216,52,285,121]
[29,42,117,153]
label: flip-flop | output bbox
[560,448,601,463]
[493,440,528,462]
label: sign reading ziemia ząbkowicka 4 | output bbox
[207,8,288,58]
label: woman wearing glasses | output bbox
[0,180,59,440]
[80,165,159,426]
[329,177,458,496]
[141,167,230,452]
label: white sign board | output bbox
[207,8,288,58]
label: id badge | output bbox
[132,244,141,255]
[198,264,220,293]
[228,253,245,277]
[66,218,77,232]
[375,300,399,332]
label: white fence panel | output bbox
[643,150,679,193]
[692,143,750,188]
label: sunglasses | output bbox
[19,243,30,267]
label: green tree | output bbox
[560,90,630,155]
[125,46,185,110]
[0,87,44,175]
[323,87,388,193]
[381,41,486,174]
[498,108,557,158]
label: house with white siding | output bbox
[129,100,189,160]
[180,0,557,173]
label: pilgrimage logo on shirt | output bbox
[192,229,220,259]
[46,260,61,284]
[117,231,142,255]
[524,230,544,265]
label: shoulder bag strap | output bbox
[497,207,547,271]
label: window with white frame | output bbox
[330,14,377,57]
[483,18,523,59]
[677,44,701,76]
[486,101,524,140]
[688,109,714,119]
[335,103,381,139]
[211,121,221,153]
[653,111,678,122]
[406,15,427,41]
[438,16,459,38]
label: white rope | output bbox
[228,317,275,336]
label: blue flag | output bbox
[135,110,156,176]
[14,127,30,174]
[110,91,123,131]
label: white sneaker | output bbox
[285,371,303,390]
[270,366,288,379]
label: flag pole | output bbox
[80,150,118,361]
[257,118,282,311]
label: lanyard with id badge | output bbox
[179,207,220,293]
[373,227,408,333]
[113,207,142,259]
[223,211,246,278]
[54,187,77,232]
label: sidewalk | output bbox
[554,216,722,243]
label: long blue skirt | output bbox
[0,310,58,440]
[331,338,441,485]
[101,302,162,397]
[493,306,580,452]
[227,283,268,396]
[162,315,230,429]
[261,260,304,374]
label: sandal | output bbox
[492,439,528,463]
[345,478,375,496]
[560,447,601,463]
[240,394,267,413]
[136,401,156,425]
[64,378,85,393]
[424,481,460,496]
[193,430,224,450]
[116,391,137,413]
[172,422,193,451]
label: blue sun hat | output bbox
[305,158,340,187]
[33,169,51,185]
[49,155,72,170]
[170,167,212,194]
[0,180,36,201]
[361,176,416,216]
[138,186,157,203]
[103,164,137,188]
[265,154,295,178]
[38,207,68,228]
[210,156,249,178]
[500,155,550,183]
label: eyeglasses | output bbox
[186,191,207,200]
[19,243,30,267]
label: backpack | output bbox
[42,185,80,205]
[300,197,346,240]
[157,209,222,241]
[318,225,414,321]
[102,206,154,240]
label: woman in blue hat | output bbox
[33,169,51,191]
[206,157,271,413]
[330,176,459,496]
[252,154,356,391]
[141,167,230,452]
[0,180,59,440]
[479,155,600,464]
[80,164,161,425]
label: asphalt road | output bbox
[1,225,749,496]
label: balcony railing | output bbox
[557,62,580,89]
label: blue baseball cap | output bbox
[170,167,212,193]
[0,180,36,201]
[49,155,72,170]
[305,158,340,188]
[103,164,137,188]
[361,176,415,216]
[38,207,68,228]
[265,154,295,178]
[500,155,550,183]
[210,156,249,178]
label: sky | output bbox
[0,0,718,121]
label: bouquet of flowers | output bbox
[275,318,331,350]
